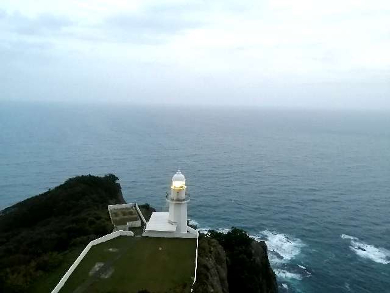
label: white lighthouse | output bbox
[143,170,197,238]
[168,170,188,233]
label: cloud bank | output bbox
[0,0,389,109]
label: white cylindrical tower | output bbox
[168,170,189,233]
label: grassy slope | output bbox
[28,204,153,292]
[60,236,196,293]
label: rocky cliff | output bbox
[194,229,278,293]
[194,237,229,293]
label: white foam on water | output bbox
[252,230,305,264]
[218,228,230,234]
[198,227,230,235]
[341,234,390,264]
[197,227,306,290]
[188,219,199,227]
[344,282,351,292]
[274,269,302,280]
[198,227,210,234]
[341,234,358,241]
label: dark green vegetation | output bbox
[61,236,196,293]
[194,228,278,293]
[0,175,126,293]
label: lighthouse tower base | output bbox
[143,170,197,239]
[143,212,197,238]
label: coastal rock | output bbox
[195,229,278,293]
[250,240,278,293]
[194,237,229,293]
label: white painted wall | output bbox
[168,200,188,233]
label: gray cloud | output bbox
[0,39,53,61]
[104,3,206,42]
[1,11,73,36]
[106,13,200,34]
[0,9,6,19]
[0,1,389,110]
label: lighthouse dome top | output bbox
[172,170,186,189]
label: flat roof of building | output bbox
[145,212,177,232]
[109,206,140,226]
[59,236,196,293]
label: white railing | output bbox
[135,203,147,225]
[51,230,134,293]
[189,228,199,290]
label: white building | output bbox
[143,170,197,238]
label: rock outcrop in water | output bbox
[194,229,278,293]
[194,237,229,293]
[250,240,279,293]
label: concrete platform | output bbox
[144,212,177,232]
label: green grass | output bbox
[59,236,196,293]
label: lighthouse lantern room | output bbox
[168,170,189,233]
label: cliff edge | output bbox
[195,229,278,293]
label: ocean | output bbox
[1,101,389,292]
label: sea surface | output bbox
[1,101,390,292]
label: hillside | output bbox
[0,174,277,293]
[0,174,126,293]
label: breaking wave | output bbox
[251,230,305,264]
[188,219,199,227]
[197,225,308,286]
[274,269,303,280]
[198,227,230,234]
[341,234,390,264]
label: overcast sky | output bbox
[1,0,389,109]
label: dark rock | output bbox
[193,237,229,293]
[195,229,278,293]
[250,240,278,293]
